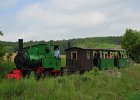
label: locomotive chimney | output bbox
[18,39,23,53]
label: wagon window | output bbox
[71,52,77,60]
[87,51,90,59]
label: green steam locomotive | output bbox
[8,39,63,80]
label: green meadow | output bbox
[0,64,140,100]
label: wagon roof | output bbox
[65,47,127,51]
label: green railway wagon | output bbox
[93,49,116,69]
[99,58,114,69]
[114,58,129,68]
[114,50,129,68]
[92,49,129,69]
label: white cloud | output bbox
[0,0,140,41]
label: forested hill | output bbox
[0,36,121,54]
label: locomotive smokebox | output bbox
[15,39,30,69]
[18,39,23,53]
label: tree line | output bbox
[0,36,121,54]
[0,29,139,63]
[121,29,140,63]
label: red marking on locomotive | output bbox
[7,70,22,80]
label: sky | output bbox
[0,0,140,42]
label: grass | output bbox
[61,55,66,67]
[0,64,140,100]
[0,61,15,78]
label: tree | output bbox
[0,28,3,36]
[121,29,140,63]
[0,30,5,60]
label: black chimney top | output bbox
[18,39,23,53]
